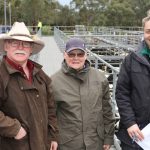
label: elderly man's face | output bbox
[144,20,150,48]
[4,39,33,65]
[64,49,87,70]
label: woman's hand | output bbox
[50,141,58,150]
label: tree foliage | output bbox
[0,0,150,26]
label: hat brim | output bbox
[0,34,44,55]
[66,47,86,53]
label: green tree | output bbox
[104,0,135,26]
[1,0,150,27]
[0,0,22,25]
[130,0,150,25]
[20,0,45,26]
[57,6,75,26]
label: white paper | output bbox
[136,123,150,150]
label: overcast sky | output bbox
[58,0,71,6]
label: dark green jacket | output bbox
[51,60,115,150]
[0,59,59,150]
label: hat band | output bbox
[10,34,32,39]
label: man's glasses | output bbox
[7,40,33,48]
[67,52,85,58]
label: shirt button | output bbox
[36,95,39,98]
[21,87,24,90]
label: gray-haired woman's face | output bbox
[64,49,87,71]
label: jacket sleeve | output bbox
[0,111,21,137]
[102,76,115,145]
[0,76,21,138]
[115,54,136,128]
[46,76,59,143]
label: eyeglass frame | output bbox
[6,39,33,48]
[66,51,86,58]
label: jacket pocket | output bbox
[58,119,81,144]
[1,135,29,150]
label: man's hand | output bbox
[127,124,144,141]
[103,144,110,150]
[50,141,58,150]
[14,126,27,140]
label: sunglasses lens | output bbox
[67,52,85,58]
[77,53,85,57]
[67,53,76,58]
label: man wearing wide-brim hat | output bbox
[0,22,59,150]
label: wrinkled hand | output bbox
[127,124,144,141]
[50,141,58,150]
[103,144,110,150]
[14,126,27,140]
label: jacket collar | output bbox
[133,40,150,67]
[140,45,150,56]
[61,59,91,82]
[3,58,42,76]
[0,58,42,89]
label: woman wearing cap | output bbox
[51,38,115,150]
[0,22,58,150]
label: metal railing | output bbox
[87,49,119,111]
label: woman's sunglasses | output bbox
[67,52,85,58]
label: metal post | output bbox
[112,70,118,114]
[9,2,11,26]
[94,58,98,69]
[4,0,7,32]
